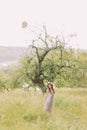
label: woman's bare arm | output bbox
[45,89,49,100]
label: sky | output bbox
[0,0,87,49]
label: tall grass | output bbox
[0,88,87,130]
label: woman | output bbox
[44,82,55,113]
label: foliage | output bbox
[19,26,69,92]
[0,71,9,91]
[7,67,24,89]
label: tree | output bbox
[20,25,68,92]
[0,71,9,91]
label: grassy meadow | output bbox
[0,88,87,130]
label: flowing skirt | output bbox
[44,93,54,113]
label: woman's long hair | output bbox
[47,82,55,94]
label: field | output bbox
[0,88,87,130]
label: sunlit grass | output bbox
[0,88,87,130]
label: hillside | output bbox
[0,46,27,62]
[0,46,29,69]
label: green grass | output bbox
[0,88,87,130]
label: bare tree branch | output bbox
[43,25,49,49]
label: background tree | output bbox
[20,25,75,92]
[0,71,9,91]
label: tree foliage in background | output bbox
[19,26,68,92]
[19,26,78,92]
[0,71,9,91]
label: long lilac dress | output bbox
[44,90,54,113]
